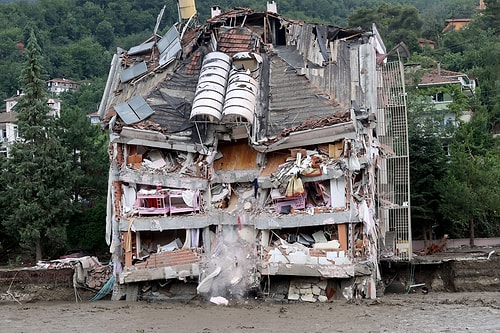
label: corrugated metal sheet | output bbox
[298,40,355,109]
[359,44,377,114]
[314,25,329,63]
[283,22,363,110]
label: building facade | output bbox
[98,3,410,302]
[417,66,476,126]
[47,78,80,95]
[1,92,61,157]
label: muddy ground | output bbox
[0,248,499,332]
[0,291,499,333]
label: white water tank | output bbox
[190,52,232,121]
[222,70,258,124]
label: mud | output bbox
[1,249,499,332]
[0,291,499,333]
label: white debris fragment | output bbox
[210,296,229,305]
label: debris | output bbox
[97,4,411,301]
[419,235,449,255]
[487,250,495,260]
[197,266,222,294]
[210,296,229,305]
[90,276,115,301]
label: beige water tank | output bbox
[178,0,196,20]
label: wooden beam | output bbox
[338,224,348,251]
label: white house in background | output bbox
[87,112,101,125]
[0,91,61,157]
[47,78,80,95]
[417,66,476,125]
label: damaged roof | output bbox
[97,7,379,148]
[419,67,472,86]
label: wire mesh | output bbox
[377,61,412,260]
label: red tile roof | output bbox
[47,78,79,84]
[187,50,203,75]
[419,68,467,86]
[217,27,257,55]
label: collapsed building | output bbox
[97,1,411,302]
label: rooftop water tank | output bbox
[190,52,232,121]
[222,70,258,124]
[177,0,197,20]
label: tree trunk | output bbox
[35,238,42,262]
[469,216,475,247]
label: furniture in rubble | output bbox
[168,189,200,215]
[134,189,201,216]
[270,189,306,214]
[134,192,170,216]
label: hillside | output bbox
[0,0,481,99]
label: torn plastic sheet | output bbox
[358,200,376,238]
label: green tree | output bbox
[95,20,115,49]
[429,16,500,135]
[482,0,500,29]
[0,28,24,99]
[56,99,108,205]
[50,37,111,79]
[348,2,423,51]
[406,90,450,242]
[66,202,108,252]
[55,83,109,255]
[439,110,500,244]
[0,30,73,261]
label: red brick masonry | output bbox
[134,249,201,269]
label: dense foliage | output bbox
[0,30,74,261]
[406,88,453,241]
[348,2,423,51]
[406,2,500,243]
[0,0,485,99]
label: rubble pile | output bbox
[287,279,330,302]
